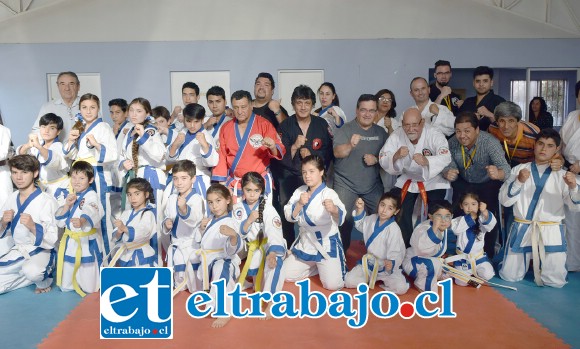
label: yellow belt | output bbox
[361,253,381,289]
[238,238,268,292]
[514,218,560,286]
[105,240,150,268]
[193,248,225,292]
[56,228,97,297]
[39,175,69,186]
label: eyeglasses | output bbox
[358,108,377,114]
[378,97,392,103]
[433,214,452,222]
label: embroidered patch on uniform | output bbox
[86,138,95,149]
[147,129,156,137]
[312,138,322,150]
[272,216,282,228]
[438,147,449,155]
[249,134,264,149]
[422,149,432,156]
[79,198,85,209]
[234,208,244,220]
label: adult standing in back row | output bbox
[32,71,80,142]
[333,94,388,251]
[459,66,505,132]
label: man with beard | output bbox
[459,66,505,131]
[429,60,463,115]
[380,108,451,247]
[252,72,287,130]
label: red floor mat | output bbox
[38,241,569,349]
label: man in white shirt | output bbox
[31,72,80,143]
[409,77,455,137]
[380,107,451,246]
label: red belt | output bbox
[401,179,428,215]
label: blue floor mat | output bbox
[495,271,580,348]
[0,285,82,349]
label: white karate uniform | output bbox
[345,212,409,294]
[19,140,69,206]
[63,119,118,255]
[165,127,219,207]
[282,183,346,291]
[157,124,177,150]
[402,220,449,292]
[192,214,242,314]
[111,120,133,219]
[418,101,455,137]
[0,189,58,293]
[55,189,104,294]
[379,124,451,225]
[204,113,231,150]
[119,124,167,264]
[317,105,347,138]
[499,162,580,287]
[0,125,13,209]
[380,124,451,193]
[450,213,496,286]
[561,110,580,271]
[163,190,204,293]
[232,200,286,294]
[167,128,219,175]
[111,207,158,267]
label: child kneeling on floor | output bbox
[345,193,409,294]
[403,200,453,292]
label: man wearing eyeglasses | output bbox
[410,77,455,137]
[31,71,80,143]
[333,94,388,251]
[380,108,451,247]
[429,60,463,115]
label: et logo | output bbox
[100,268,173,339]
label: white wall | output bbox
[1,38,579,146]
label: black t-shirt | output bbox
[459,90,506,131]
[253,103,288,131]
[429,83,462,115]
[278,115,333,176]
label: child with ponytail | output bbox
[108,178,158,267]
[118,98,167,263]
[233,172,286,317]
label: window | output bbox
[510,79,568,126]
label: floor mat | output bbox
[0,286,82,349]
[37,241,569,349]
[495,270,580,347]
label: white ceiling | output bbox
[471,0,580,35]
[0,0,579,43]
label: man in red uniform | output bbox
[212,90,285,201]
